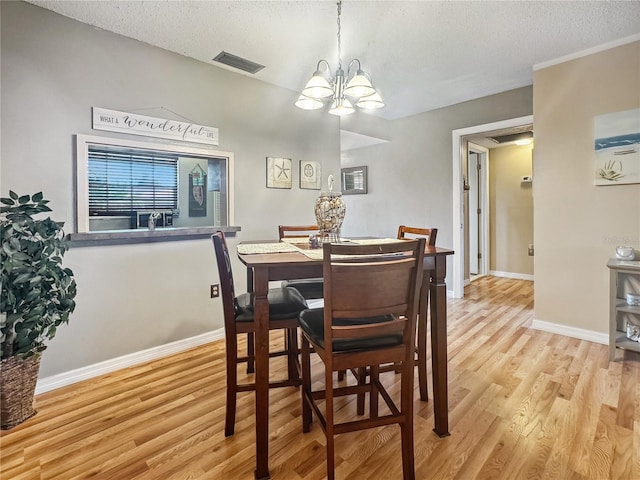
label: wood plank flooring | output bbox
[1,276,639,479]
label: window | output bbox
[341,166,368,195]
[88,147,178,216]
[76,135,234,233]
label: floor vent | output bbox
[212,51,265,74]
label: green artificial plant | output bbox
[0,191,77,360]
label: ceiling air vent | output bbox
[488,131,533,144]
[212,51,265,74]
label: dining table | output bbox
[236,237,454,480]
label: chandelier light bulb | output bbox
[356,91,385,109]
[302,72,333,99]
[344,70,376,98]
[295,94,324,110]
[329,97,355,116]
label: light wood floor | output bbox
[2,276,639,479]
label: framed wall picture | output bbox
[299,160,321,190]
[594,108,640,186]
[341,166,368,195]
[266,157,292,189]
[188,163,207,217]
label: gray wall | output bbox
[2,2,536,380]
[341,87,533,275]
[1,2,341,377]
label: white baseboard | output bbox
[490,270,534,281]
[36,328,225,395]
[529,319,608,345]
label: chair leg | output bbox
[246,332,255,374]
[338,369,346,381]
[225,334,239,437]
[325,363,335,480]
[370,365,379,418]
[301,336,313,433]
[401,356,416,480]
[286,327,300,383]
[417,280,429,401]
[394,361,402,374]
[356,367,366,415]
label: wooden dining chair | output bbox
[391,225,437,401]
[299,239,425,480]
[245,224,323,377]
[397,225,438,245]
[212,231,308,437]
[278,225,325,300]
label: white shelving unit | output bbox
[607,258,640,360]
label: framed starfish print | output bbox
[266,157,292,189]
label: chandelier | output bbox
[295,0,384,116]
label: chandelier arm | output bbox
[316,59,331,73]
[347,59,362,80]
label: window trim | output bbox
[76,134,235,234]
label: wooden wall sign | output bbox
[92,107,219,146]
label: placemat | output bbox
[280,237,311,244]
[292,239,407,260]
[237,243,300,254]
[350,238,404,245]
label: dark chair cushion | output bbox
[298,308,401,352]
[281,278,324,300]
[235,286,308,322]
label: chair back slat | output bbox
[322,239,425,353]
[278,224,320,240]
[332,318,407,339]
[397,225,437,246]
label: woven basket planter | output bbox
[1,353,41,430]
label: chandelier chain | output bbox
[336,1,342,69]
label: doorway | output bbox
[451,115,534,298]
[467,143,488,280]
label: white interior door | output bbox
[468,152,480,275]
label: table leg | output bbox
[430,256,450,437]
[247,267,255,374]
[417,270,430,401]
[252,267,271,479]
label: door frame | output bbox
[467,142,489,280]
[451,115,533,298]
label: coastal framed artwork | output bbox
[341,166,368,195]
[299,160,321,190]
[594,108,640,186]
[266,157,292,189]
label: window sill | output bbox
[67,226,241,247]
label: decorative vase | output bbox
[0,352,42,429]
[314,175,346,243]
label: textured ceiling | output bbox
[25,0,640,120]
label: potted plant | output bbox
[0,191,77,429]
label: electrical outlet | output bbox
[528,244,534,256]
[210,284,219,298]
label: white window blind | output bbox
[88,147,178,215]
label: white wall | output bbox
[1,2,341,377]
